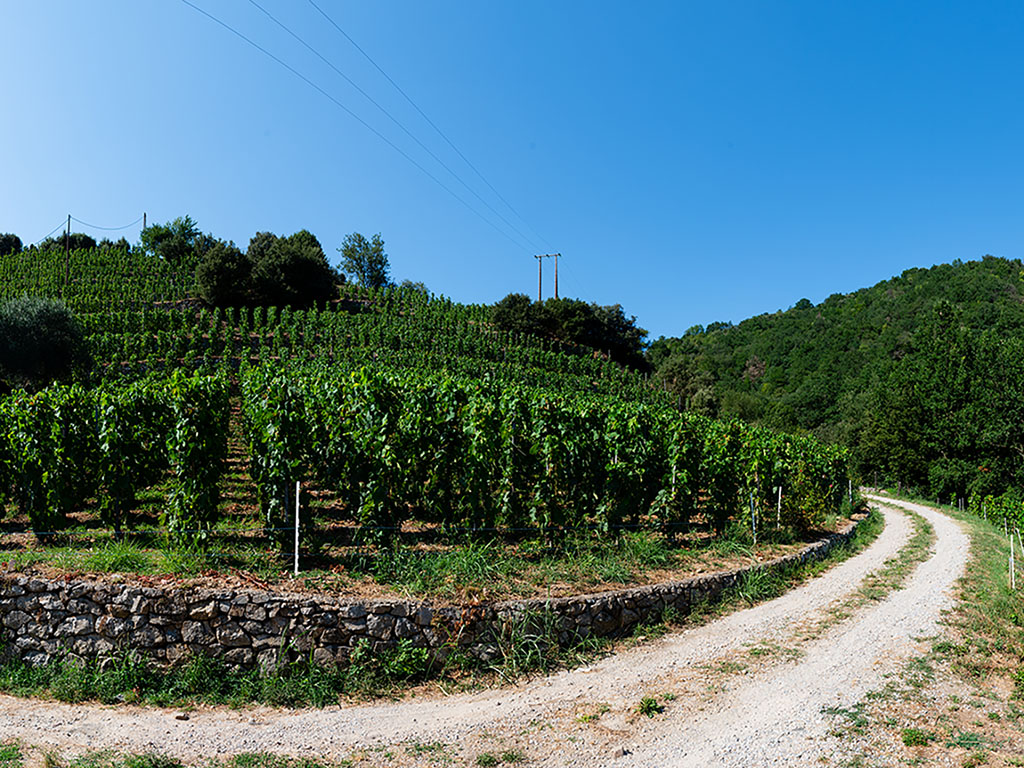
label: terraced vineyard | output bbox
[0,246,849,551]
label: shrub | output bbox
[0,296,90,390]
[196,239,253,307]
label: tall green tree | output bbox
[338,232,390,289]
[250,230,338,307]
[0,233,22,256]
[857,301,988,498]
[140,215,212,268]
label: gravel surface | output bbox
[0,498,965,767]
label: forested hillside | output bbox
[649,255,1024,501]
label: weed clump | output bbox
[900,728,933,746]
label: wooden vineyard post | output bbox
[776,485,782,529]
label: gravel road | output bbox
[0,497,967,767]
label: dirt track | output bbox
[0,497,968,767]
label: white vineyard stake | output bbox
[776,485,782,529]
[1010,530,1016,591]
[294,481,301,577]
[749,491,757,548]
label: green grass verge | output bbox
[0,742,23,768]
[15,750,350,768]
[1,523,818,602]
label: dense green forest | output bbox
[648,255,1024,502]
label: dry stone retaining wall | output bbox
[0,518,864,670]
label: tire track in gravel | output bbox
[0,500,937,767]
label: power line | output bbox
[306,0,552,251]
[244,0,543,253]
[70,214,145,232]
[31,220,68,246]
[178,0,534,253]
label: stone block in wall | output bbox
[243,605,267,622]
[415,605,432,627]
[366,613,394,640]
[133,626,165,647]
[391,602,414,618]
[252,633,280,650]
[68,636,114,657]
[95,616,128,639]
[394,617,417,639]
[342,618,367,633]
[181,621,211,644]
[56,616,94,636]
[216,622,252,647]
[2,610,29,630]
[189,601,219,620]
[338,604,367,620]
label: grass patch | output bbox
[81,540,155,573]
[0,743,23,768]
[29,752,347,768]
[2,511,849,603]
[359,530,686,601]
[0,639,435,708]
[824,703,869,735]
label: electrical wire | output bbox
[178,0,534,253]
[307,0,552,251]
[245,0,543,253]
[31,220,68,246]
[70,214,145,232]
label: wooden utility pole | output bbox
[64,214,71,291]
[534,253,560,301]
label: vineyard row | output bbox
[0,366,849,546]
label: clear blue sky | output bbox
[3,1,1023,340]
